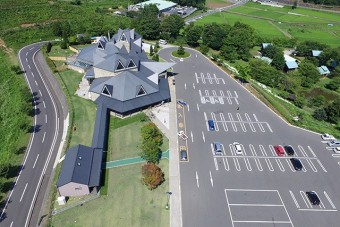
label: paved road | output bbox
[0,43,67,227]
[160,47,340,227]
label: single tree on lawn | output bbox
[177,44,185,56]
[141,163,164,190]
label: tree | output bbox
[236,64,251,82]
[308,95,325,108]
[325,99,340,124]
[262,45,277,59]
[296,41,327,57]
[313,108,328,121]
[160,14,184,38]
[186,26,202,47]
[325,78,340,91]
[177,44,185,55]
[141,163,164,190]
[199,44,209,55]
[150,45,154,56]
[51,22,63,37]
[249,59,282,87]
[140,123,163,163]
[220,45,238,62]
[202,23,228,50]
[292,0,298,9]
[46,42,52,53]
[271,52,285,70]
[152,54,159,62]
[298,61,321,88]
[134,4,160,40]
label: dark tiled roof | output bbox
[91,103,109,150]
[57,145,103,187]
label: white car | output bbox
[233,142,242,154]
[321,134,335,141]
[328,140,340,147]
[333,147,340,154]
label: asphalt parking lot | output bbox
[159,47,340,227]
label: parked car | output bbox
[290,158,303,171]
[327,140,340,147]
[213,142,222,155]
[306,191,320,205]
[333,147,340,154]
[321,133,335,141]
[284,145,295,156]
[159,39,167,45]
[274,145,284,156]
[180,150,188,161]
[208,120,215,131]
[233,142,242,155]
[177,99,187,106]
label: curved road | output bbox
[0,43,67,227]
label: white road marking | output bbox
[308,146,317,157]
[33,154,39,169]
[298,209,338,212]
[45,114,47,123]
[300,191,311,208]
[10,221,13,227]
[195,72,199,83]
[233,221,291,224]
[214,158,219,171]
[184,83,186,89]
[43,101,46,108]
[26,57,28,62]
[35,80,38,86]
[193,83,195,89]
[230,204,284,207]
[209,171,213,187]
[187,104,189,112]
[202,131,205,143]
[39,90,42,96]
[190,131,193,143]
[287,159,296,172]
[196,103,199,111]
[249,144,262,171]
[28,64,31,69]
[223,158,229,171]
[32,73,34,78]
[224,190,234,227]
[42,132,46,143]
[26,52,28,57]
[324,191,336,209]
[289,190,300,208]
[317,159,327,172]
[20,183,28,202]
[195,171,199,188]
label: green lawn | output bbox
[48,45,75,57]
[58,70,97,147]
[51,159,170,227]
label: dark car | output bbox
[290,158,303,170]
[306,191,320,205]
[177,99,187,106]
[284,145,295,156]
[208,120,215,131]
[180,150,188,161]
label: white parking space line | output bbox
[195,72,199,83]
[233,220,291,224]
[195,171,199,188]
[324,191,336,209]
[300,191,311,208]
[228,113,237,132]
[187,104,189,112]
[289,191,300,208]
[299,209,338,212]
[32,73,34,78]
[35,80,38,86]
[45,114,47,123]
[287,159,296,172]
[20,183,28,202]
[196,103,199,111]
[245,113,256,132]
[298,145,308,157]
[192,83,195,89]
[260,145,274,171]
[277,191,295,227]
[202,131,205,143]
[236,113,246,132]
[276,159,285,172]
[184,83,186,90]
[266,123,273,132]
[201,73,206,84]
[26,52,28,57]
[207,73,213,84]
[10,221,13,227]
[211,113,219,131]
[43,101,46,108]
[214,73,219,84]
[223,158,230,171]
[306,159,317,172]
[204,112,207,121]
[214,158,219,171]
[220,113,228,131]
[241,144,252,171]
[28,64,31,69]
[308,146,317,157]
[26,57,28,62]
[224,190,235,227]
[190,131,193,143]
[209,171,214,187]
[249,145,263,171]
[258,122,265,132]
[316,159,327,172]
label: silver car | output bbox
[328,140,340,147]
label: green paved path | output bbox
[104,150,169,169]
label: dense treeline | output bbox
[0,50,32,200]
[303,0,340,6]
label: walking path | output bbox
[104,150,169,169]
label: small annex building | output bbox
[57,145,103,197]
[317,65,330,76]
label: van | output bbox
[159,39,167,45]
[213,142,222,155]
[180,150,187,161]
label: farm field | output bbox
[196,2,340,46]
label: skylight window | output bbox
[136,86,147,97]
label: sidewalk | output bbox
[105,150,169,169]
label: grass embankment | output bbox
[172,50,191,58]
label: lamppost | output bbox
[165,192,172,209]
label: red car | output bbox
[274,145,284,156]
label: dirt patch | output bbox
[0,38,14,55]
[21,23,36,28]
[207,1,232,9]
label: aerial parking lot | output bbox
[160,47,340,227]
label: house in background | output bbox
[312,50,323,57]
[261,43,272,51]
[129,0,177,13]
[317,65,330,76]
[57,145,103,197]
[284,54,299,71]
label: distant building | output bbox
[129,0,177,13]
[312,50,323,57]
[261,43,272,50]
[317,66,330,76]
[255,56,272,64]
[284,54,299,71]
